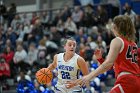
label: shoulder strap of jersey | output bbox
[116,37,124,53]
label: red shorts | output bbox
[110,74,140,93]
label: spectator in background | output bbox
[86,35,98,50]
[72,6,84,28]
[5,39,14,50]
[53,10,63,26]
[56,19,65,36]
[7,3,17,27]
[40,12,50,28]
[1,46,14,64]
[16,38,28,51]
[0,57,10,90]
[75,27,87,45]
[30,12,38,25]
[11,14,21,31]
[15,24,24,38]
[61,5,71,22]
[90,26,99,40]
[1,46,14,78]
[13,44,28,71]
[29,18,44,45]
[17,71,31,82]
[16,71,38,93]
[37,39,46,50]
[105,19,115,50]
[122,2,129,14]
[0,2,7,22]
[25,43,38,67]
[123,4,136,25]
[79,43,86,58]
[43,35,58,59]
[5,27,17,47]
[65,17,77,36]
[0,32,6,53]
[96,35,107,53]
[37,39,47,68]
[104,31,114,52]
[84,4,98,27]
[17,24,25,41]
[34,80,46,92]
[23,24,32,42]
[50,26,62,46]
[100,0,120,18]
[105,18,113,30]
[84,43,94,61]
[21,13,30,25]
[96,5,108,26]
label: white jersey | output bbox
[55,53,82,93]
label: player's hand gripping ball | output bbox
[35,68,53,84]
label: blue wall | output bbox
[73,0,140,14]
[132,1,140,14]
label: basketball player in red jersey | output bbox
[75,15,140,93]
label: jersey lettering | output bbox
[126,45,138,63]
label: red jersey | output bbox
[0,62,10,76]
[114,37,140,77]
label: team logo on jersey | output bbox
[58,65,74,71]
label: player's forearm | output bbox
[97,57,113,70]
[47,63,56,71]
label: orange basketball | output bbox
[35,68,53,84]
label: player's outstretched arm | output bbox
[76,38,122,86]
[47,54,57,71]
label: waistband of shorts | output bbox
[117,72,140,79]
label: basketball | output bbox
[35,68,53,84]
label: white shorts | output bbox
[54,84,83,93]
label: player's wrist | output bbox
[47,64,55,71]
[73,82,77,86]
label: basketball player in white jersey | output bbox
[47,36,89,93]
